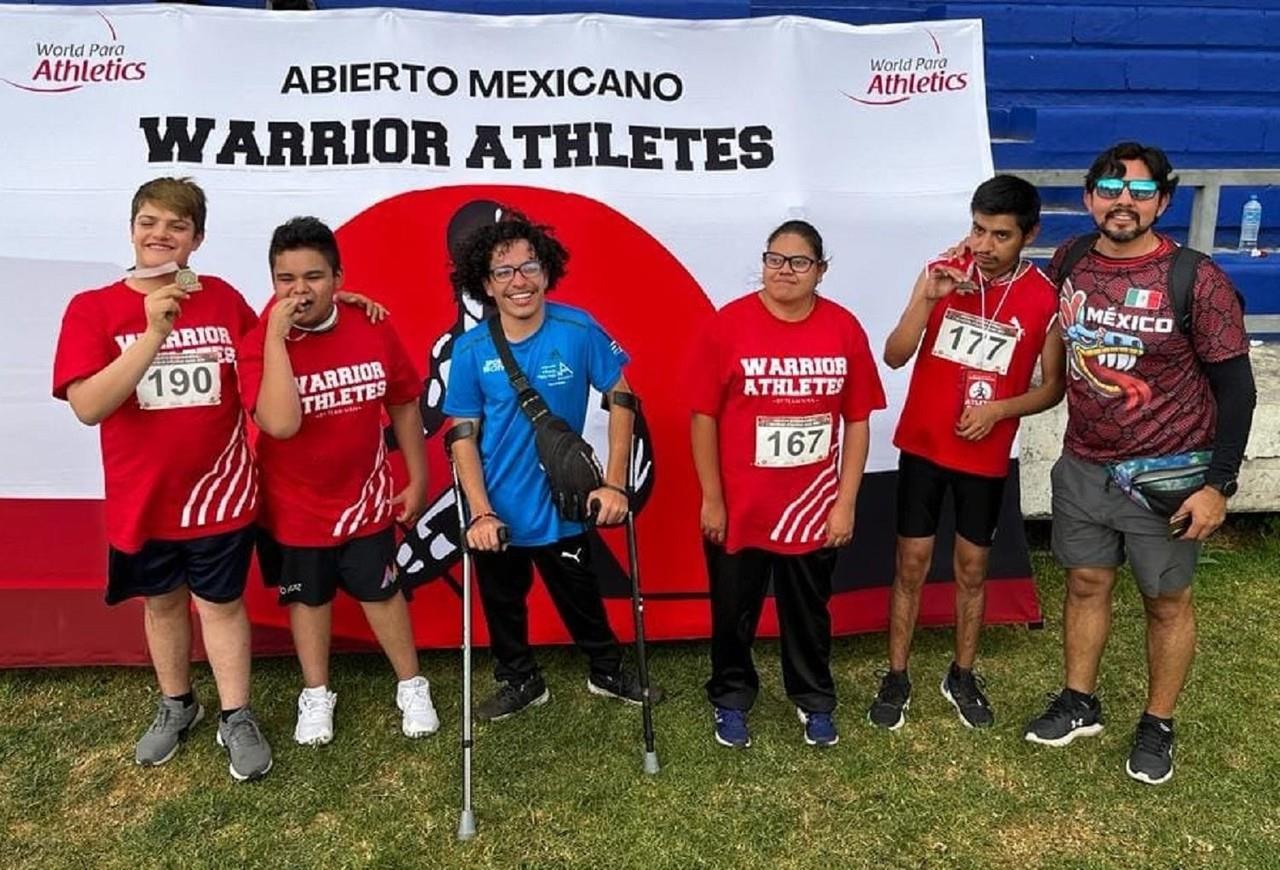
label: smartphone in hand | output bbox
[1168,513,1192,539]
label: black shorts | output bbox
[106,526,255,606]
[896,451,1007,547]
[256,527,399,607]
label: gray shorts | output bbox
[1050,451,1200,598]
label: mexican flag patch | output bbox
[1124,287,1164,309]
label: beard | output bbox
[1096,207,1153,244]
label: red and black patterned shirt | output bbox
[1051,234,1248,463]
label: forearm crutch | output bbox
[444,421,479,840]
[610,391,660,775]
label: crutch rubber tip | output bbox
[643,752,660,775]
[456,811,477,841]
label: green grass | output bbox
[3,517,1280,869]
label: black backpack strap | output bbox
[1053,233,1100,289]
[1168,245,1246,343]
[1167,245,1210,336]
[486,316,551,424]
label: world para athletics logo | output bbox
[842,29,969,106]
[2,12,147,94]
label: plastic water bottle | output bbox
[1238,194,1261,251]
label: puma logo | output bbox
[561,547,583,564]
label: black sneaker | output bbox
[477,674,549,722]
[1126,713,1175,785]
[940,663,994,729]
[587,669,666,706]
[867,670,911,730]
[1023,689,1104,746]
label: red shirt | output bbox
[1050,234,1249,463]
[688,293,886,555]
[894,260,1059,477]
[238,305,422,547]
[51,277,259,553]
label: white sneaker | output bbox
[396,676,439,738]
[294,686,337,746]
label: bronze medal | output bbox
[175,268,199,289]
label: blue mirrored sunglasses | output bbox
[1094,178,1161,201]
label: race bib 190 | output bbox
[931,309,1018,375]
[754,413,832,468]
[136,351,221,410]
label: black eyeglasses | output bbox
[1093,178,1161,201]
[489,260,543,283]
[762,252,818,273]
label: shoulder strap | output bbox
[1168,245,1208,335]
[486,316,551,424]
[1053,233,1100,289]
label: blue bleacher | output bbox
[945,0,1279,312]
[15,0,1279,311]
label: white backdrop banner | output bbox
[0,5,991,498]
[0,6,1033,659]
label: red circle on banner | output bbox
[331,185,716,645]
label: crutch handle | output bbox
[583,497,603,529]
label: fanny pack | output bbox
[487,317,604,523]
[1106,451,1212,518]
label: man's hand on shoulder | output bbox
[337,291,389,323]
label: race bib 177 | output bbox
[930,308,1018,375]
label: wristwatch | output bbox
[1207,479,1238,498]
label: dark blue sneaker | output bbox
[713,706,750,748]
[797,708,839,747]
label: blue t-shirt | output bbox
[443,302,629,547]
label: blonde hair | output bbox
[130,177,207,236]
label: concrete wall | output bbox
[1020,342,1280,516]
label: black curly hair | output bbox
[449,209,569,306]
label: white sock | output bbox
[302,684,330,698]
[398,675,425,691]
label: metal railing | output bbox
[1008,168,1280,254]
[1010,168,1280,335]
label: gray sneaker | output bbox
[135,696,204,766]
[215,707,273,782]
